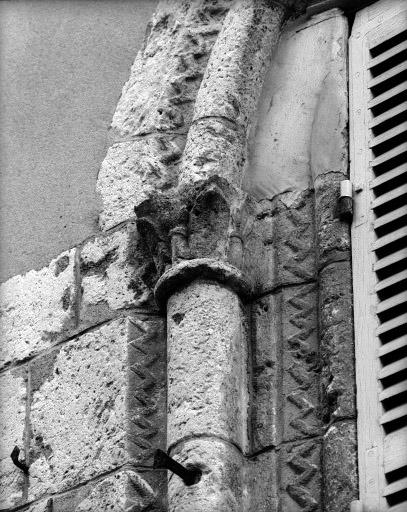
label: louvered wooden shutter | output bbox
[350,0,407,510]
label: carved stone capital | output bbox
[154,258,252,310]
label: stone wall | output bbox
[0,2,357,511]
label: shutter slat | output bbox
[381,403,407,425]
[389,503,407,512]
[377,291,407,314]
[371,142,407,168]
[372,184,407,209]
[373,226,407,251]
[378,335,407,357]
[375,269,407,293]
[369,121,407,148]
[368,40,407,69]
[384,476,407,497]
[351,5,407,509]
[368,80,407,109]
[371,163,407,188]
[368,61,407,89]
[369,101,407,129]
[374,248,407,272]
[380,380,407,401]
[374,205,407,230]
[379,356,407,379]
[383,425,407,471]
[376,313,407,336]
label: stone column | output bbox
[155,259,251,511]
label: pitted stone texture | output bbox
[245,451,278,512]
[80,225,158,327]
[0,249,77,368]
[24,471,165,512]
[193,0,284,128]
[320,262,355,422]
[73,470,163,512]
[28,316,165,500]
[112,1,232,138]
[0,369,27,509]
[167,280,249,452]
[251,296,279,449]
[244,190,316,295]
[97,136,183,230]
[280,439,322,512]
[314,172,351,268]
[323,421,358,512]
[169,438,243,512]
[179,117,247,188]
[251,284,321,451]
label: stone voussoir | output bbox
[96,136,183,231]
[0,248,78,369]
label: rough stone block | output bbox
[169,438,244,512]
[111,1,229,138]
[96,136,183,231]
[0,368,27,510]
[28,316,165,500]
[319,261,355,422]
[80,225,158,328]
[24,470,165,512]
[323,421,358,512]
[281,284,321,442]
[314,172,351,268]
[0,249,78,369]
[167,279,249,452]
[251,296,279,450]
[280,439,322,512]
[244,190,316,295]
[251,284,321,450]
[245,451,278,512]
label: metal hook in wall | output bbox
[10,446,29,475]
[153,449,201,486]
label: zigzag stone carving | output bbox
[127,316,166,465]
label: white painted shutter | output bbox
[350,0,407,510]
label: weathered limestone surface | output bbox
[280,440,322,512]
[96,135,184,231]
[168,438,244,512]
[244,190,316,295]
[245,8,348,200]
[252,283,321,451]
[28,316,165,500]
[0,249,78,369]
[167,279,249,451]
[323,421,358,512]
[314,171,351,268]
[98,0,233,231]
[80,224,159,327]
[0,369,27,510]
[244,451,278,512]
[320,261,355,422]
[180,0,284,188]
[24,470,165,512]
[111,1,233,139]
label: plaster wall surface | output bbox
[0,0,157,282]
